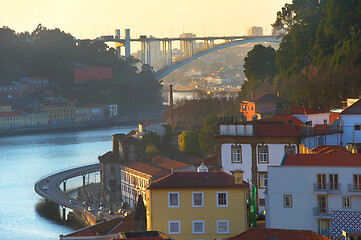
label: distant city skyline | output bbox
[1,0,291,39]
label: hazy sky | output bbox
[1,0,291,39]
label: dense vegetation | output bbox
[242,0,361,110]
[0,24,163,113]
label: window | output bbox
[354,174,361,191]
[342,196,351,208]
[168,221,181,234]
[317,174,327,190]
[324,119,328,124]
[317,195,328,214]
[283,195,292,208]
[168,192,179,207]
[259,172,268,189]
[329,174,338,190]
[231,145,242,163]
[259,198,265,206]
[355,124,361,131]
[217,191,228,207]
[318,136,325,145]
[284,145,296,154]
[217,220,229,234]
[258,145,269,163]
[192,221,205,234]
[192,192,204,207]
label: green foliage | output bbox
[145,145,162,157]
[179,130,201,156]
[0,25,163,113]
[241,0,361,110]
[243,44,277,95]
[198,114,218,155]
[142,132,161,149]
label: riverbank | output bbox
[0,114,163,137]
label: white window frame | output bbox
[217,191,228,207]
[192,192,204,207]
[217,220,229,234]
[258,145,269,163]
[259,172,268,189]
[342,196,352,209]
[192,220,205,234]
[168,192,179,208]
[231,145,242,163]
[168,221,181,234]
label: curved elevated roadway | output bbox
[34,163,100,211]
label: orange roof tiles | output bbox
[226,228,329,240]
[282,152,361,166]
[149,171,248,190]
[258,116,305,126]
[123,161,169,177]
[311,145,350,154]
[255,124,300,137]
[150,156,189,170]
[283,105,323,115]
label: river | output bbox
[0,125,136,240]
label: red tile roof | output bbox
[0,111,22,118]
[150,156,189,170]
[195,155,217,166]
[149,171,248,190]
[98,151,121,163]
[142,121,153,127]
[226,228,329,240]
[311,145,350,154]
[255,124,300,137]
[258,116,304,126]
[342,99,361,114]
[283,105,323,115]
[282,152,361,166]
[123,161,169,177]
[249,93,287,103]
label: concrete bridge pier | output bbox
[125,29,130,58]
[83,175,86,186]
[63,181,66,192]
[141,40,151,65]
[167,41,172,66]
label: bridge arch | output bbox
[155,36,281,81]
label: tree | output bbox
[179,131,201,156]
[198,114,218,155]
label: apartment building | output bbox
[146,170,248,240]
[266,151,361,238]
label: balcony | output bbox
[313,183,341,193]
[313,207,332,218]
[348,184,361,195]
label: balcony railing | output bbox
[313,207,330,217]
[348,184,361,193]
[313,183,341,193]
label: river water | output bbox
[0,125,136,240]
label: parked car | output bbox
[88,207,94,212]
[42,185,48,190]
[82,201,87,206]
[69,200,76,205]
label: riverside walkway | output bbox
[34,163,100,211]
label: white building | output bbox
[340,99,361,148]
[138,121,166,137]
[216,116,342,214]
[215,117,300,213]
[266,151,361,239]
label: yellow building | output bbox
[39,98,75,123]
[146,169,249,240]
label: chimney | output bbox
[232,170,244,184]
[112,134,124,155]
[169,84,174,130]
